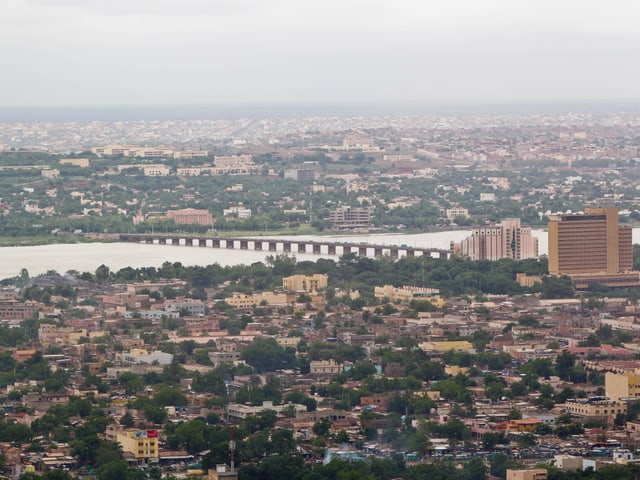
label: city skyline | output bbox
[2,0,640,107]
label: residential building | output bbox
[166,208,214,226]
[282,274,328,293]
[445,207,468,220]
[329,206,371,230]
[605,370,640,400]
[374,285,442,304]
[451,218,538,261]
[563,397,626,418]
[284,169,316,182]
[225,401,306,421]
[223,206,252,219]
[310,359,342,376]
[164,299,206,316]
[207,465,238,480]
[59,158,89,167]
[119,348,174,366]
[0,300,39,320]
[142,165,171,176]
[113,429,159,462]
[224,292,289,309]
[506,469,547,480]
[174,150,208,159]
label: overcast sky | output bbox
[1,0,640,107]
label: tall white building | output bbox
[451,218,538,261]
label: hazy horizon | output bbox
[2,1,640,109]
[3,99,640,122]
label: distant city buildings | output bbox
[92,144,207,159]
[445,207,469,220]
[223,206,252,219]
[374,285,441,304]
[548,207,639,288]
[451,218,538,261]
[342,133,378,152]
[284,169,316,182]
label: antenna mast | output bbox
[229,426,236,472]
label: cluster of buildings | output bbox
[3,252,640,477]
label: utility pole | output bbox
[229,426,235,472]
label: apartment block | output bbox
[605,370,640,400]
[451,218,538,261]
[282,274,328,293]
[329,206,371,230]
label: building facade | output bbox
[451,218,538,261]
[329,206,371,230]
[506,469,547,480]
[547,207,638,288]
[166,208,214,226]
[548,207,632,275]
[282,274,328,293]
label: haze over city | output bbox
[2,0,640,108]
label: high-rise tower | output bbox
[547,207,637,288]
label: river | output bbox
[0,227,636,280]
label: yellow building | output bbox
[506,418,542,433]
[225,292,289,309]
[605,370,640,400]
[116,429,159,462]
[282,274,327,293]
[506,469,547,480]
[374,285,443,306]
[419,340,473,352]
[207,465,238,480]
[59,158,90,167]
[444,365,470,376]
[563,398,626,418]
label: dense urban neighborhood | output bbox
[3,111,640,480]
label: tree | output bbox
[95,264,111,284]
[119,411,135,428]
[241,337,296,373]
[312,418,332,437]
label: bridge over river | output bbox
[118,234,451,260]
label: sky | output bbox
[1,0,640,107]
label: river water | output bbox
[0,227,633,280]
